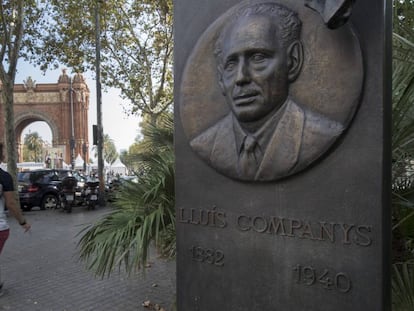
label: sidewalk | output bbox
[0,205,176,311]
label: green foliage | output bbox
[393,261,414,310]
[100,0,174,118]
[0,0,46,76]
[392,46,414,192]
[44,0,173,120]
[77,113,174,277]
[34,1,96,71]
[392,7,414,263]
[92,133,118,165]
[121,113,173,174]
[394,0,414,40]
[0,0,49,184]
[0,1,173,182]
[22,131,44,162]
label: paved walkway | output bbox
[0,205,176,311]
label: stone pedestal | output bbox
[175,1,391,310]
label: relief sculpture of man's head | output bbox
[185,1,363,182]
[214,3,304,127]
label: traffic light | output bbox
[92,125,98,145]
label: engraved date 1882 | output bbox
[189,246,224,266]
[292,264,352,293]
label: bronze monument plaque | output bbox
[175,0,391,310]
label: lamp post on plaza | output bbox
[95,0,105,205]
[70,77,75,170]
[70,137,75,170]
[82,142,88,173]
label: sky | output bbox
[16,61,142,153]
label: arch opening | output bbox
[19,121,53,163]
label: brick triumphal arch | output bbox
[0,69,90,166]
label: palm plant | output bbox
[77,113,174,277]
[393,261,414,311]
[392,29,414,262]
[91,134,119,165]
[23,131,44,162]
[392,9,414,310]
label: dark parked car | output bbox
[17,169,82,211]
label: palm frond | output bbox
[392,27,414,264]
[392,32,414,191]
[393,262,414,310]
[77,112,175,278]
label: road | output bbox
[0,205,176,311]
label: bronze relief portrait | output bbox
[180,0,363,182]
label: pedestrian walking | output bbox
[0,149,31,296]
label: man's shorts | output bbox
[0,229,10,254]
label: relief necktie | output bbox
[239,135,259,179]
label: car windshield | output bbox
[57,170,71,179]
[17,172,31,182]
[17,170,56,183]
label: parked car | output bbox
[17,169,85,211]
[18,169,61,210]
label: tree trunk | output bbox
[2,77,19,190]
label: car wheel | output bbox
[41,194,59,210]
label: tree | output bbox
[22,131,44,162]
[92,133,118,165]
[44,0,173,124]
[120,143,140,173]
[119,130,145,173]
[119,149,129,169]
[0,1,46,183]
[78,112,174,277]
[0,1,172,194]
[102,134,118,165]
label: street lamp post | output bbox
[70,77,75,170]
[95,0,105,205]
[82,142,88,173]
[70,138,75,170]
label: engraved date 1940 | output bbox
[189,246,224,266]
[292,264,352,293]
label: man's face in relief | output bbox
[218,14,290,123]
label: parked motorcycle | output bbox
[85,180,100,210]
[60,176,77,213]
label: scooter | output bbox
[85,180,99,210]
[60,176,77,213]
